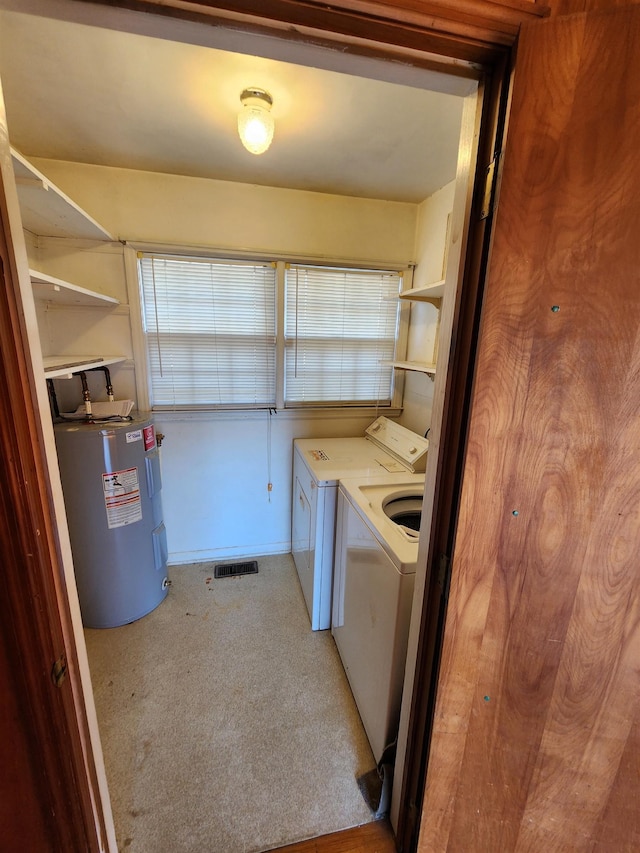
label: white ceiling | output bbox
[0,4,471,204]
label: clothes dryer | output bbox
[292,417,428,630]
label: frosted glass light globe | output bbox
[238,89,275,155]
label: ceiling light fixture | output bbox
[238,88,275,155]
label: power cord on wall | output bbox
[266,408,276,501]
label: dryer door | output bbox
[293,474,320,622]
[292,475,312,579]
[291,449,318,624]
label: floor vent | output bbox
[214,560,259,579]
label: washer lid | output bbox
[365,416,429,472]
[339,474,426,572]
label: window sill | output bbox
[150,405,402,423]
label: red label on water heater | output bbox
[143,424,156,451]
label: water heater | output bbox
[54,414,168,628]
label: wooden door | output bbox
[419,6,640,851]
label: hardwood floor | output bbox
[269,819,396,852]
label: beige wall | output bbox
[31,159,418,264]
[399,180,455,435]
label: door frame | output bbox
[0,96,110,851]
[392,46,515,850]
[0,1,545,850]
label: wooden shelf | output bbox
[13,150,125,385]
[398,278,445,305]
[12,147,113,240]
[30,269,119,307]
[384,360,436,376]
[43,355,126,379]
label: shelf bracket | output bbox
[15,176,49,191]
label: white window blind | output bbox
[284,265,401,406]
[139,254,276,408]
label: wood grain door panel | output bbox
[419,6,640,851]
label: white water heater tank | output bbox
[54,414,168,628]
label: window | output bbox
[138,252,403,411]
[138,254,276,408]
[284,265,401,406]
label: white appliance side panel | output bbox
[292,474,313,607]
[291,448,317,624]
[292,449,311,573]
[315,482,338,631]
[332,491,415,763]
[291,445,337,631]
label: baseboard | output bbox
[168,542,291,566]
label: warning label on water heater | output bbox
[102,467,143,529]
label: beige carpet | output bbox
[85,555,377,852]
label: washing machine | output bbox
[332,473,425,764]
[292,417,428,630]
